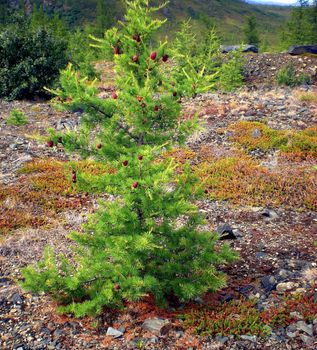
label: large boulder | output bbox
[288,45,317,55]
[221,45,258,54]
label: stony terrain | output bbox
[0,58,317,350]
[244,53,317,86]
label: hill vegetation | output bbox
[2,0,292,48]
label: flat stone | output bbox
[238,284,254,297]
[256,252,267,259]
[252,128,262,138]
[106,327,124,338]
[215,336,229,344]
[276,282,297,292]
[286,331,297,338]
[261,208,278,219]
[289,311,303,320]
[296,321,313,336]
[221,294,234,303]
[148,336,158,343]
[261,276,277,293]
[300,334,314,344]
[141,318,170,335]
[221,44,258,53]
[288,45,317,55]
[240,335,257,342]
[278,269,289,279]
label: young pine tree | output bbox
[21,0,237,317]
[95,0,114,37]
[244,15,260,47]
[285,0,313,45]
[171,20,220,97]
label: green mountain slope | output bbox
[6,0,291,46]
[159,0,291,46]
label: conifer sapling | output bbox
[21,0,237,317]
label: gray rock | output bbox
[286,331,297,338]
[261,276,277,293]
[175,330,185,338]
[148,336,158,343]
[261,208,278,219]
[106,327,124,338]
[296,321,313,336]
[53,329,65,338]
[238,284,254,297]
[240,335,257,342]
[289,311,303,320]
[256,252,268,259]
[217,224,237,240]
[221,45,258,53]
[12,293,23,305]
[215,336,229,344]
[221,293,234,302]
[276,282,297,292]
[252,128,262,138]
[300,334,314,344]
[141,318,170,335]
[278,269,289,279]
[288,45,317,55]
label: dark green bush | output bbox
[0,22,68,100]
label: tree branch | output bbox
[88,104,139,143]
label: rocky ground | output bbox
[0,57,317,350]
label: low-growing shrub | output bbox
[6,108,29,126]
[182,289,317,338]
[182,299,272,337]
[276,64,310,87]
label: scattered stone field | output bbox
[0,57,317,350]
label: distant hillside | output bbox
[4,0,292,47]
[157,0,291,47]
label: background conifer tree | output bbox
[285,0,313,45]
[244,15,260,47]
[21,0,237,317]
[95,0,113,37]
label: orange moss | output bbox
[0,159,113,235]
[195,156,317,210]
[163,148,197,165]
[228,121,317,159]
[228,121,289,151]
